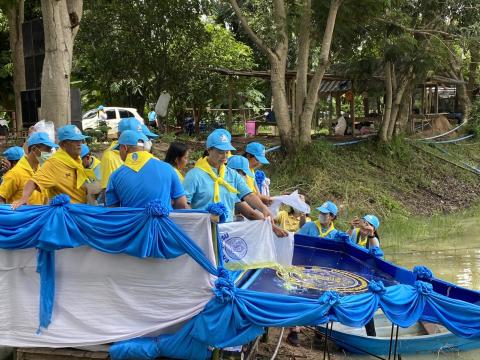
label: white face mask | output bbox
[144,140,152,152]
[37,151,52,165]
[318,213,329,224]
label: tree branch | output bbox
[228,0,275,60]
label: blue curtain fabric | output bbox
[0,195,479,360]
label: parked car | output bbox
[81,107,145,137]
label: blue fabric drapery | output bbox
[1,195,480,360]
[0,195,217,329]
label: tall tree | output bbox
[40,0,82,127]
[228,0,383,152]
[0,0,24,129]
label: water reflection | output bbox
[349,216,480,359]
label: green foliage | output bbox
[466,99,480,137]
[84,121,110,143]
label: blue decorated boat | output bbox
[238,234,480,356]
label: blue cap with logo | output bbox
[363,214,380,230]
[227,155,254,177]
[27,132,58,149]
[118,118,142,134]
[98,105,104,111]
[80,144,91,158]
[206,128,236,151]
[2,146,24,161]
[316,201,338,216]
[114,130,148,149]
[141,124,159,139]
[245,142,269,165]
[58,125,89,142]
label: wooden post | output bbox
[434,84,439,114]
[227,76,233,133]
[350,87,355,136]
[421,85,425,114]
[335,94,342,117]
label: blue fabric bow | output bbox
[413,265,433,281]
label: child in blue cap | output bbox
[297,200,342,240]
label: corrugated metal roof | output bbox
[319,80,351,94]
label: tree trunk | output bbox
[298,0,342,145]
[467,45,479,101]
[395,86,412,134]
[40,0,83,127]
[270,60,293,151]
[7,0,25,130]
[379,61,393,142]
[387,66,413,139]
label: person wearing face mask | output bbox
[81,144,102,183]
[183,129,273,223]
[244,142,272,205]
[105,130,188,209]
[0,132,57,205]
[297,200,342,239]
[347,214,381,337]
[11,125,90,209]
[348,214,380,249]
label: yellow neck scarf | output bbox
[84,156,101,181]
[124,151,154,172]
[314,221,335,238]
[245,168,258,193]
[174,167,184,182]
[355,228,368,247]
[194,156,239,202]
[52,148,88,189]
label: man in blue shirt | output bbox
[297,200,344,240]
[106,130,188,209]
[183,129,273,222]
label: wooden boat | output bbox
[319,311,480,355]
[238,234,480,355]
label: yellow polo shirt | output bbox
[32,156,87,204]
[0,156,46,204]
[100,141,123,189]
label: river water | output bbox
[349,215,480,359]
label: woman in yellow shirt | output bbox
[164,142,189,182]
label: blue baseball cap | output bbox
[2,146,24,161]
[27,132,58,149]
[80,144,91,158]
[363,214,380,230]
[206,129,235,151]
[114,130,148,149]
[245,142,269,165]
[58,125,89,142]
[227,155,254,177]
[98,105,104,111]
[118,117,142,134]
[141,124,159,139]
[316,201,338,216]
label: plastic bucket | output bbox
[246,120,256,136]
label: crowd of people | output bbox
[0,117,382,346]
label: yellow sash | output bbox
[194,156,239,202]
[355,228,368,247]
[314,221,335,238]
[174,167,184,182]
[245,168,258,193]
[51,148,88,189]
[84,156,101,181]
[124,151,154,172]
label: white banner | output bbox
[0,212,215,348]
[219,220,293,270]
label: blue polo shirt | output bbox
[106,158,185,208]
[297,222,343,241]
[183,166,252,222]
